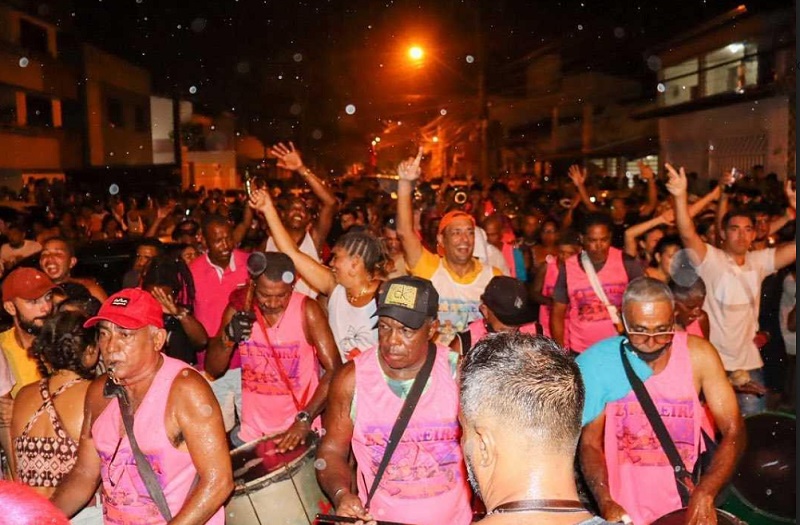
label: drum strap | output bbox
[365,343,437,510]
[104,377,175,522]
[619,341,693,506]
[254,306,307,411]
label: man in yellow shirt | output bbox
[396,150,501,344]
[1,267,56,397]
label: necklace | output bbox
[346,281,373,304]
[487,499,586,515]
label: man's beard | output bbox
[464,450,482,501]
[18,313,47,336]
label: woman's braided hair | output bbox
[335,230,388,276]
[31,311,97,380]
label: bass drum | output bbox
[226,432,330,525]
[652,508,745,525]
[722,411,796,525]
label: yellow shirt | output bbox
[410,248,502,283]
[0,328,41,398]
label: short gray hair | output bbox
[622,277,674,318]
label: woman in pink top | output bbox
[669,276,710,339]
[531,229,580,339]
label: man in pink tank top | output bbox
[51,288,232,524]
[450,276,539,355]
[550,213,644,353]
[205,252,340,451]
[317,276,473,525]
[460,331,614,525]
[578,278,743,525]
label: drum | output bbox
[652,508,745,525]
[226,433,330,525]
[722,411,796,525]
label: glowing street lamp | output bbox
[408,46,424,61]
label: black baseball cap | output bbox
[374,276,439,329]
[481,276,536,326]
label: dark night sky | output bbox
[56,0,791,156]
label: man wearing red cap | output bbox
[396,151,501,344]
[51,288,232,524]
[1,268,58,398]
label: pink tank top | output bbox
[92,356,224,525]
[604,332,703,525]
[539,257,562,339]
[238,293,320,442]
[565,248,628,352]
[467,319,539,347]
[685,319,704,338]
[351,346,472,525]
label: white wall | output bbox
[658,96,790,179]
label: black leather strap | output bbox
[365,343,437,509]
[619,341,692,506]
[104,378,174,522]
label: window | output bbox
[19,19,49,55]
[704,43,758,97]
[0,88,16,126]
[134,105,148,132]
[26,95,53,127]
[661,59,699,106]
[107,98,124,128]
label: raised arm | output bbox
[249,188,337,295]
[666,163,707,264]
[568,165,600,213]
[169,370,233,525]
[396,149,425,269]
[232,203,254,248]
[637,162,659,217]
[774,179,797,270]
[269,142,339,250]
[624,210,674,258]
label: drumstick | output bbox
[315,514,411,525]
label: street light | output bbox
[408,46,424,61]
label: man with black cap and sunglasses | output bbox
[205,251,340,452]
[450,276,539,355]
[317,276,472,525]
[577,277,743,525]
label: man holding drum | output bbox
[578,277,744,525]
[206,252,341,451]
[317,276,473,525]
[51,288,232,524]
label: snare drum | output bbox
[722,412,796,525]
[226,433,330,525]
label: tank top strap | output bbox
[43,377,86,436]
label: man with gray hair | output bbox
[578,277,743,525]
[459,331,612,524]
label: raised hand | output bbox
[150,286,180,316]
[660,207,676,226]
[397,147,423,182]
[719,169,736,188]
[568,164,587,187]
[665,163,688,197]
[268,142,304,172]
[638,161,655,181]
[247,187,273,212]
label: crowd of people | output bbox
[0,141,794,525]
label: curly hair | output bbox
[31,311,97,380]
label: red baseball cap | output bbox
[2,267,58,302]
[84,288,164,330]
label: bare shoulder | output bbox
[686,335,725,374]
[330,361,356,399]
[168,367,214,402]
[84,376,113,423]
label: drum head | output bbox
[231,432,317,486]
[731,412,796,520]
[652,508,743,525]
